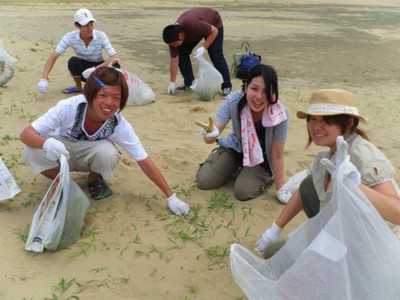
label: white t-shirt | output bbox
[31,95,148,161]
[55,30,117,62]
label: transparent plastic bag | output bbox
[25,155,90,252]
[276,169,308,204]
[0,39,17,86]
[230,159,400,300]
[118,69,155,106]
[281,170,308,194]
[0,156,21,201]
[191,57,223,101]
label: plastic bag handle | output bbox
[107,58,120,67]
[239,41,250,53]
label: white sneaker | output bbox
[221,87,231,98]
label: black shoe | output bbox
[176,84,191,92]
[88,177,112,200]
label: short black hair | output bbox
[162,24,183,43]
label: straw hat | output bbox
[296,89,367,122]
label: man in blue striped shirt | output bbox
[37,8,120,95]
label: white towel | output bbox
[240,100,287,167]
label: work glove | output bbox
[37,79,48,94]
[194,46,206,59]
[43,138,70,161]
[275,189,292,204]
[167,82,175,95]
[321,136,361,186]
[82,67,96,79]
[167,193,190,215]
[255,222,282,255]
[200,125,219,140]
[195,117,219,140]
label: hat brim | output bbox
[78,18,96,26]
[296,111,367,123]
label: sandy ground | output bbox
[0,0,399,299]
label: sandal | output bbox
[62,86,82,94]
[88,177,112,200]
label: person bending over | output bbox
[162,7,232,98]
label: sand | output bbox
[0,0,399,299]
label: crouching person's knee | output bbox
[90,141,121,176]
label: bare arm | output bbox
[169,56,179,83]
[202,25,218,49]
[274,190,303,229]
[361,181,400,225]
[40,51,60,80]
[137,156,174,198]
[20,125,46,149]
[98,53,119,68]
[271,140,285,190]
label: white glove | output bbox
[200,125,219,140]
[167,82,175,95]
[275,189,292,204]
[82,67,96,79]
[194,46,205,59]
[321,136,361,186]
[255,223,282,254]
[37,79,48,94]
[43,138,70,161]
[167,193,190,215]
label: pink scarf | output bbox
[240,100,287,167]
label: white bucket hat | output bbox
[74,8,96,26]
[297,89,367,123]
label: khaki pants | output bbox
[196,147,273,201]
[22,136,121,178]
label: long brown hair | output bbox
[306,114,368,147]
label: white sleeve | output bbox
[100,32,117,57]
[54,33,71,55]
[108,116,148,161]
[31,101,66,135]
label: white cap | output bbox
[74,8,96,26]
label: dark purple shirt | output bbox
[169,7,223,58]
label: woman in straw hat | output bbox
[255,88,400,255]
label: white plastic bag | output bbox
[276,169,308,204]
[119,69,155,106]
[0,39,17,86]
[25,155,90,252]
[0,156,21,201]
[230,159,400,299]
[191,57,223,101]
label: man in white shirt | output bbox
[37,8,120,95]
